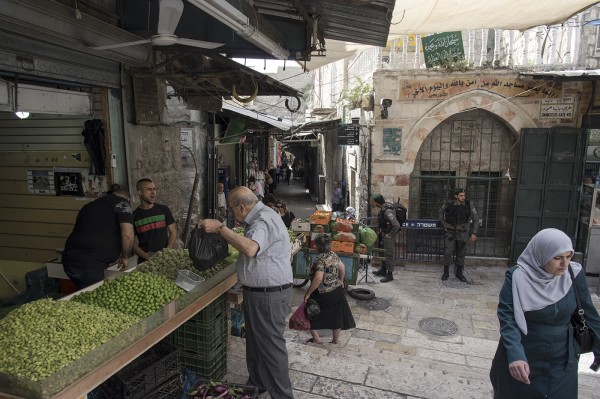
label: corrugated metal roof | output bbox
[253,0,396,47]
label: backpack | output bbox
[382,202,408,228]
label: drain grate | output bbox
[355,298,390,311]
[418,317,459,336]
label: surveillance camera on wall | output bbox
[381,99,392,108]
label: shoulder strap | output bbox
[568,265,587,321]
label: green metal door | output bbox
[510,127,584,262]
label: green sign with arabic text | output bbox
[422,32,465,68]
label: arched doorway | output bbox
[409,109,518,258]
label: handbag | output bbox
[187,227,229,271]
[568,265,595,355]
[304,299,321,320]
[289,302,311,330]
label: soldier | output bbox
[372,194,401,283]
[438,188,479,282]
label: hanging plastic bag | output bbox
[289,302,311,330]
[187,227,229,271]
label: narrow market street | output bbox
[224,180,600,398]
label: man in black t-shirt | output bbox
[132,178,176,263]
[62,187,135,289]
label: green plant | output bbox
[339,78,373,109]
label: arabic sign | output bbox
[383,128,402,155]
[400,77,562,100]
[338,124,360,146]
[540,97,574,119]
[422,32,465,68]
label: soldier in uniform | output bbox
[438,188,479,282]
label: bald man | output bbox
[200,187,294,398]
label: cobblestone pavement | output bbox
[226,264,600,399]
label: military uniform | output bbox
[438,197,479,282]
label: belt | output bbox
[242,283,292,292]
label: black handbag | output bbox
[304,299,321,320]
[188,227,229,271]
[569,265,595,355]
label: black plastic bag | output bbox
[304,299,321,320]
[188,227,229,271]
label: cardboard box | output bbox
[46,260,69,279]
[291,220,310,232]
[331,241,354,253]
[309,211,332,225]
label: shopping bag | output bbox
[289,302,311,330]
[187,227,229,271]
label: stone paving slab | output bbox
[225,265,600,398]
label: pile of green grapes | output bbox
[137,248,237,281]
[72,272,184,318]
[136,248,195,279]
[0,298,139,381]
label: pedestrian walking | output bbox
[489,228,600,398]
[438,187,479,282]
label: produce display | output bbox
[359,225,378,247]
[187,379,257,399]
[0,298,139,381]
[136,248,196,279]
[72,271,185,318]
[138,248,236,280]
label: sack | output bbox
[187,227,229,271]
[289,302,311,330]
[572,310,595,354]
[304,299,321,320]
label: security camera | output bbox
[381,99,392,108]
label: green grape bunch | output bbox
[0,298,139,381]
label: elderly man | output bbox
[200,186,294,398]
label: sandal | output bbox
[306,338,323,344]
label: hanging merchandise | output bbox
[82,119,106,175]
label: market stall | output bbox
[290,211,377,286]
[0,250,239,399]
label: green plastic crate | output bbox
[188,295,226,323]
[166,316,227,354]
[178,345,227,381]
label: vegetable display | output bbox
[0,298,139,381]
[136,248,196,279]
[187,380,256,399]
[72,271,185,318]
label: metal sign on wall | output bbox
[338,124,360,145]
[540,97,575,119]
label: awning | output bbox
[519,70,600,81]
[221,103,293,131]
[300,0,599,71]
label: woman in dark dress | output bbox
[303,234,355,344]
[489,228,600,398]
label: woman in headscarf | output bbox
[489,228,600,398]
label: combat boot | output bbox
[380,271,394,283]
[373,263,387,277]
[441,266,449,281]
[456,266,468,283]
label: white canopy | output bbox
[300,0,599,71]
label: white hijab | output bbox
[511,228,582,334]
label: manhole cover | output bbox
[418,317,459,336]
[355,298,390,310]
[441,279,471,288]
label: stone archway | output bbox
[405,91,537,258]
[404,89,537,162]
